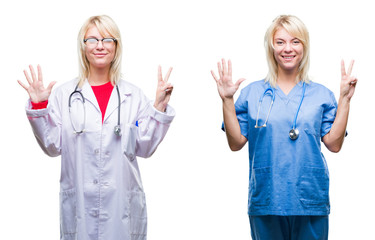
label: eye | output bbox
[85,38,98,43]
[275,41,284,45]
[102,38,116,43]
[84,38,98,44]
[293,39,301,44]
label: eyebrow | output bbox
[85,36,100,39]
[274,37,299,41]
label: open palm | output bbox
[18,65,56,103]
[211,59,245,100]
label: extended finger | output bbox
[228,59,232,76]
[164,67,173,82]
[29,65,38,82]
[211,70,219,82]
[235,78,246,88]
[23,69,32,85]
[47,81,57,92]
[217,62,223,78]
[341,60,346,78]
[37,64,43,83]
[222,58,227,75]
[347,60,355,76]
[17,80,29,91]
[158,65,162,82]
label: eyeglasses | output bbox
[84,38,117,47]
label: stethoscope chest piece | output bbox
[114,125,122,137]
[289,128,299,140]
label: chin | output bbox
[91,61,112,68]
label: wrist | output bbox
[338,95,350,106]
[222,97,234,104]
[153,102,166,112]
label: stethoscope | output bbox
[68,84,122,136]
[255,82,306,140]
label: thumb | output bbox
[47,81,57,92]
[235,78,246,88]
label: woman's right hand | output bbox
[17,65,56,103]
[211,59,245,101]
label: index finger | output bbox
[158,65,162,82]
[341,59,346,78]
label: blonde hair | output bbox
[264,15,310,87]
[77,15,123,87]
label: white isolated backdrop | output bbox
[1,0,374,239]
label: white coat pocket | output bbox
[123,124,137,161]
[129,191,147,240]
[60,188,77,239]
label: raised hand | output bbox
[17,65,56,103]
[211,59,245,101]
[154,65,173,112]
[340,60,357,101]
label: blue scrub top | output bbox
[233,80,338,216]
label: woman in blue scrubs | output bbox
[211,15,357,240]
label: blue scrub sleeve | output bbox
[235,90,250,139]
[221,89,249,139]
[321,91,338,137]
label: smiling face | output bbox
[84,25,116,70]
[273,27,304,74]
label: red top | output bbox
[91,81,114,123]
[31,101,48,109]
[31,81,114,124]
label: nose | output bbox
[96,40,105,50]
[284,43,292,52]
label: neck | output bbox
[277,68,299,95]
[277,66,299,84]
[88,66,111,86]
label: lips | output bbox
[94,53,107,57]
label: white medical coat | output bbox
[25,79,175,240]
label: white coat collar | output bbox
[75,80,132,121]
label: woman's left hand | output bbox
[340,59,358,101]
[154,65,173,112]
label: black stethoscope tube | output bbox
[69,83,121,136]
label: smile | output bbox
[282,55,295,59]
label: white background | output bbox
[1,0,374,239]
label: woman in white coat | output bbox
[17,15,175,240]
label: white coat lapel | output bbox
[80,81,101,113]
[103,81,132,123]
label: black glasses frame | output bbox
[83,38,117,45]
